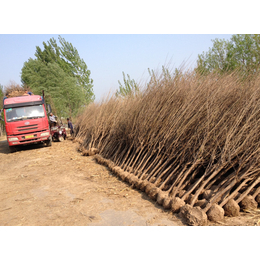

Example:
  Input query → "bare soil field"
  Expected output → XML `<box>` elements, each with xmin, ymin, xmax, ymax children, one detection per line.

<box><xmin>0</xmin><ymin>136</ymin><xmax>259</xmax><ymax>226</ymax></box>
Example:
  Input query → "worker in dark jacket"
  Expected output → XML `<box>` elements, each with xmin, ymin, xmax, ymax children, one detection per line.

<box><xmin>67</xmin><ymin>118</ymin><xmax>74</xmax><ymax>135</ymax></box>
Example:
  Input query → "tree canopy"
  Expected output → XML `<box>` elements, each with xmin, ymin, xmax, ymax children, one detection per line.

<box><xmin>196</xmin><ymin>34</ymin><xmax>260</xmax><ymax>77</ymax></box>
<box><xmin>21</xmin><ymin>36</ymin><xmax>94</xmax><ymax>117</ymax></box>
<box><xmin>116</xmin><ymin>72</ymin><xmax>139</xmax><ymax>98</ymax></box>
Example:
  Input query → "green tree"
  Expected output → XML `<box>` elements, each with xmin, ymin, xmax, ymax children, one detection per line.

<box><xmin>0</xmin><ymin>84</ymin><xmax>4</xmax><ymax>134</ymax></box>
<box><xmin>196</xmin><ymin>34</ymin><xmax>260</xmax><ymax>77</ymax></box>
<box><xmin>0</xmin><ymin>84</ymin><xmax>3</xmax><ymax>109</ymax></box>
<box><xmin>21</xmin><ymin>59</ymin><xmax>86</xmax><ymax>117</ymax></box>
<box><xmin>116</xmin><ymin>72</ymin><xmax>139</xmax><ymax>98</ymax></box>
<box><xmin>21</xmin><ymin>36</ymin><xmax>94</xmax><ymax>117</ymax></box>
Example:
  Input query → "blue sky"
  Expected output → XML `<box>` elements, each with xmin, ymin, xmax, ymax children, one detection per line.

<box><xmin>0</xmin><ymin>34</ymin><xmax>233</xmax><ymax>101</ymax></box>
<box><xmin>0</xmin><ymin>1</ymin><xmax>257</xmax><ymax>103</ymax></box>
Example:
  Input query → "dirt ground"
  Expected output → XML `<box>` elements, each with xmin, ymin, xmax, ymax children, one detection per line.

<box><xmin>0</xmin><ymin>136</ymin><xmax>259</xmax><ymax>226</ymax></box>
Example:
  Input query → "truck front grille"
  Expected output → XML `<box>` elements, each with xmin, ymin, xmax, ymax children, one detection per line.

<box><xmin>17</xmin><ymin>124</ymin><xmax>38</xmax><ymax>132</ymax></box>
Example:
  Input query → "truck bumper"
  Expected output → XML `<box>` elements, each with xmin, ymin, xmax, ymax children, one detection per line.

<box><xmin>7</xmin><ymin>131</ymin><xmax>50</xmax><ymax>146</ymax></box>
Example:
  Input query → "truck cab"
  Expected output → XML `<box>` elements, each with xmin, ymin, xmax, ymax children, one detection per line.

<box><xmin>3</xmin><ymin>95</ymin><xmax>52</xmax><ymax>151</ymax></box>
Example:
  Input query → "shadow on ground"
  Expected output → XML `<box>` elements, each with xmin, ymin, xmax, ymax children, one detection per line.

<box><xmin>0</xmin><ymin>138</ymin><xmax>46</xmax><ymax>155</ymax></box>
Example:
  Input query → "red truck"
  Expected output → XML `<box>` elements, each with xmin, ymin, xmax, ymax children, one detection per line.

<box><xmin>3</xmin><ymin>94</ymin><xmax>52</xmax><ymax>152</ymax></box>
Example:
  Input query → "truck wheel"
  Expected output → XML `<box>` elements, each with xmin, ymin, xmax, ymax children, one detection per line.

<box><xmin>46</xmin><ymin>137</ymin><xmax>52</xmax><ymax>147</ymax></box>
<box><xmin>9</xmin><ymin>146</ymin><xmax>17</xmax><ymax>153</ymax></box>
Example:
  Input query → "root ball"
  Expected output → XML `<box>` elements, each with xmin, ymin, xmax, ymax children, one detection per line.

<box><xmin>126</xmin><ymin>166</ymin><xmax>134</xmax><ymax>173</ymax></box>
<box><xmin>148</xmin><ymin>187</ymin><xmax>160</xmax><ymax>200</ymax></box>
<box><xmin>150</xmin><ymin>177</ymin><xmax>156</xmax><ymax>183</ymax></box>
<box><xmin>163</xmin><ymin>197</ymin><xmax>172</xmax><ymax>209</ymax></box>
<box><xmin>141</xmin><ymin>174</ymin><xmax>148</xmax><ymax>180</ymax></box>
<box><xmin>206</xmin><ymin>204</ymin><xmax>224</xmax><ymax>222</ymax></box>
<box><xmin>255</xmin><ymin>194</ymin><xmax>260</xmax><ymax>205</ymax></box>
<box><xmin>128</xmin><ymin>175</ymin><xmax>139</xmax><ymax>185</ymax></box>
<box><xmin>145</xmin><ymin>183</ymin><xmax>156</xmax><ymax>194</ymax></box>
<box><xmin>194</xmin><ymin>199</ymin><xmax>208</xmax><ymax>209</ymax></box>
<box><xmin>112</xmin><ymin>166</ymin><xmax>122</xmax><ymax>176</ymax></box>
<box><xmin>125</xmin><ymin>173</ymin><xmax>133</xmax><ymax>183</ymax></box>
<box><xmin>135</xmin><ymin>179</ymin><xmax>144</xmax><ymax>190</ymax></box>
<box><xmin>171</xmin><ymin>197</ymin><xmax>186</xmax><ymax>213</ymax></box>
<box><xmin>239</xmin><ymin>195</ymin><xmax>258</xmax><ymax>210</ymax></box>
<box><xmin>106</xmin><ymin>160</ymin><xmax>115</xmax><ymax>169</ymax></box>
<box><xmin>90</xmin><ymin>148</ymin><xmax>99</xmax><ymax>155</ymax></box>
<box><xmin>179</xmin><ymin>205</ymin><xmax>208</xmax><ymax>226</ymax></box>
<box><xmin>178</xmin><ymin>189</ymin><xmax>186</xmax><ymax>198</ymax></box>
<box><xmin>139</xmin><ymin>180</ymin><xmax>150</xmax><ymax>192</ymax></box>
<box><xmin>203</xmin><ymin>190</ymin><xmax>214</xmax><ymax>200</ymax></box>
<box><xmin>94</xmin><ymin>155</ymin><xmax>104</xmax><ymax>165</ymax></box>
<box><xmin>223</xmin><ymin>199</ymin><xmax>240</xmax><ymax>217</ymax></box>
<box><xmin>157</xmin><ymin>191</ymin><xmax>168</xmax><ymax>205</ymax></box>
<box><xmin>185</xmin><ymin>194</ymin><xmax>195</xmax><ymax>205</ymax></box>
<box><xmin>82</xmin><ymin>149</ymin><xmax>90</xmax><ymax>156</ymax></box>
<box><xmin>120</xmin><ymin>171</ymin><xmax>130</xmax><ymax>181</ymax></box>
<box><xmin>77</xmin><ymin>146</ymin><xmax>83</xmax><ymax>152</ymax></box>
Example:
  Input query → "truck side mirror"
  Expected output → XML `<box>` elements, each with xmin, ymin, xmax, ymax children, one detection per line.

<box><xmin>47</xmin><ymin>104</ymin><xmax>52</xmax><ymax>114</ymax></box>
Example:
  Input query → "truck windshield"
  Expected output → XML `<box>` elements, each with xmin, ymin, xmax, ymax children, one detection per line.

<box><xmin>5</xmin><ymin>105</ymin><xmax>45</xmax><ymax>122</ymax></box>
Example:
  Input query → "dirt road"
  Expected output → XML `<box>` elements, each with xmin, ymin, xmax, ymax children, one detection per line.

<box><xmin>0</xmin><ymin>136</ymin><xmax>259</xmax><ymax>226</ymax></box>
<box><xmin>0</xmin><ymin>137</ymin><xmax>184</xmax><ymax>226</ymax></box>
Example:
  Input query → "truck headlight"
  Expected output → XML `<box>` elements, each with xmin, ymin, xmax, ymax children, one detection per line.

<box><xmin>9</xmin><ymin>137</ymin><xmax>18</xmax><ymax>141</ymax></box>
<box><xmin>40</xmin><ymin>132</ymin><xmax>49</xmax><ymax>137</ymax></box>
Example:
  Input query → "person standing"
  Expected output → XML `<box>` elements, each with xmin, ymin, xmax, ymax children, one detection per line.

<box><xmin>49</xmin><ymin>113</ymin><xmax>57</xmax><ymax>127</ymax></box>
<box><xmin>67</xmin><ymin>118</ymin><xmax>74</xmax><ymax>135</ymax></box>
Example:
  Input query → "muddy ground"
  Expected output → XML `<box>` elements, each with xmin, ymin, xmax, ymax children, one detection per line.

<box><xmin>0</xmin><ymin>136</ymin><xmax>259</xmax><ymax>226</ymax></box>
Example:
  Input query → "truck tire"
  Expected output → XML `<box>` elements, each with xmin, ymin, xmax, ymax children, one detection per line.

<box><xmin>9</xmin><ymin>146</ymin><xmax>17</xmax><ymax>153</ymax></box>
<box><xmin>46</xmin><ymin>136</ymin><xmax>52</xmax><ymax>147</ymax></box>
